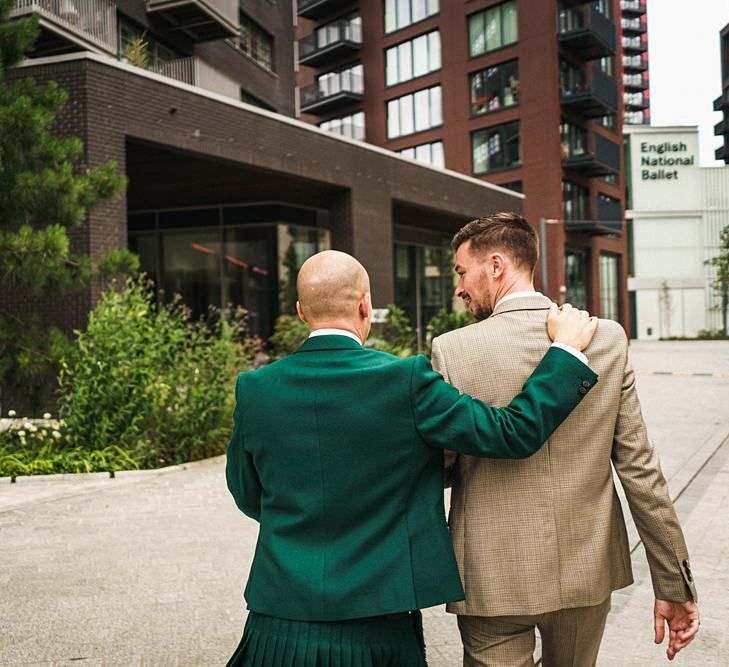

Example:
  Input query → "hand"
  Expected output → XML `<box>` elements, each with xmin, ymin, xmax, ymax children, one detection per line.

<box><xmin>546</xmin><ymin>303</ymin><xmax>598</xmax><ymax>351</ymax></box>
<box><xmin>654</xmin><ymin>599</ymin><xmax>700</xmax><ymax>660</ymax></box>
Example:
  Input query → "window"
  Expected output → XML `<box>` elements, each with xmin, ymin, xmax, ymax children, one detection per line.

<box><xmin>317</xmin><ymin>64</ymin><xmax>364</xmax><ymax>96</ymax></box>
<box><xmin>560</xmin><ymin>59</ymin><xmax>585</xmax><ymax>95</ymax></box>
<box><xmin>319</xmin><ymin>111</ymin><xmax>365</xmax><ymax>140</ymax></box>
<box><xmin>385</xmin><ymin>0</ymin><xmax>439</xmax><ymax>34</ymax></box>
<box><xmin>240</xmin><ymin>13</ymin><xmax>273</xmax><ymax>71</ymax></box>
<box><xmin>624</xmin><ymin>91</ymin><xmax>646</xmax><ymax>106</ymax></box>
<box><xmin>470</xmin><ymin>60</ymin><xmax>519</xmax><ymax>115</ymax></box>
<box><xmin>468</xmin><ymin>1</ymin><xmax>518</xmax><ymax>57</ymax></box>
<box><xmin>471</xmin><ymin>121</ymin><xmax>520</xmax><ymax>174</ymax></box>
<box><xmin>387</xmin><ymin>86</ymin><xmax>442</xmax><ymax>139</ymax></box>
<box><xmin>565</xmin><ymin>249</ymin><xmax>588</xmax><ymax>310</ymax></box>
<box><xmin>119</xmin><ymin>19</ymin><xmax>181</xmax><ymax>66</ymax></box>
<box><xmin>501</xmin><ymin>181</ymin><xmax>522</xmax><ymax>193</ymax></box>
<box><xmin>386</xmin><ymin>31</ymin><xmax>441</xmax><ymax>86</ymax></box>
<box><xmin>314</xmin><ymin>14</ymin><xmax>361</xmax><ymax>50</ymax></box>
<box><xmin>560</xmin><ymin>121</ymin><xmax>586</xmax><ymax>158</ymax></box>
<box><xmin>599</xmin><ymin>253</ymin><xmax>619</xmax><ymax>320</ymax></box>
<box><xmin>593</xmin><ymin>0</ymin><xmax>611</xmax><ymax>19</ymax></box>
<box><xmin>598</xmin><ymin>56</ymin><xmax>613</xmax><ymax>76</ymax></box>
<box><xmin>398</xmin><ymin>140</ymin><xmax>445</xmax><ymax>168</ymax></box>
<box><xmin>562</xmin><ymin>181</ymin><xmax>589</xmax><ymax>220</ymax></box>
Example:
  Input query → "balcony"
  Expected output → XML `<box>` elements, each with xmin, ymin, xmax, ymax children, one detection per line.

<box><xmin>621</xmin><ymin>0</ymin><xmax>646</xmax><ymax>16</ymax></box>
<box><xmin>558</xmin><ymin>5</ymin><xmax>616</xmax><ymax>60</ymax></box>
<box><xmin>147</xmin><ymin>56</ymin><xmax>239</xmax><ymax>97</ymax></box>
<box><xmin>715</xmin><ymin>118</ymin><xmax>729</xmax><ymax>136</ymax></box>
<box><xmin>562</xmin><ymin>132</ymin><xmax>621</xmax><ymax>177</ymax></box>
<box><xmin>297</xmin><ymin>0</ymin><xmax>355</xmax><ymax>20</ymax></box>
<box><xmin>11</xmin><ymin>0</ymin><xmax>118</xmax><ymax>55</ymax></box>
<box><xmin>623</xmin><ymin>73</ymin><xmax>647</xmax><ymax>90</ymax></box>
<box><xmin>566</xmin><ymin>196</ymin><xmax>622</xmax><ymax>236</ymax></box>
<box><xmin>716</xmin><ymin>144</ymin><xmax>729</xmax><ymax>163</ymax></box>
<box><xmin>299</xmin><ymin>18</ymin><xmax>362</xmax><ymax>68</ymax></box>
<box><xmin>624</xmin><ymin>109</ymin><xmax>649</xmax><ymax>125</ymax></box>
<box><xmin>146</xmin><ymin>0</ymin><xmax>238</xmax><ymax>41</ymax></box>
<box><xmin>622</xmin><ymin>35</ymin><xmax>647</xmax><ymax>53</ymax></box>
<box><xmin>621</xmin><ymin>16</ymin><xmax>646</xmax><ymax>34</ymax></box>
<box><xmin>300</xmin><ymin>69</ymin><xmax>363</xmax><ymax>114</ymax></box>
<box><xmin>714</xmin><ymin>93</ymin><xmax>729</xmax><ymax>111</ymax></box>
<box><xmin>561</xmin><ymin>66</ymin><xmax>619</xmax><ymax>118</ymax></box>
<box><xmin>623</xmin><ymin>54</ymin><xmax>648</xmax><ymax>71</ymax></box>
<box><xmin>624</xmin><ymin>91</ymin><xmax>649</xmax><ymax>110</ymax></box>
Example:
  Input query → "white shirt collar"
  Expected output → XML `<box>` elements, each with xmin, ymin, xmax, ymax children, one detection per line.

<box><xmin>495</xmin><ymin>290</ymin><xmax>544</xmax><ymax>308</ymax></box>
<box><xmin>308</xmin><ymin>328</ymin><xmax>362</xmax><ymax>345</ymax></box>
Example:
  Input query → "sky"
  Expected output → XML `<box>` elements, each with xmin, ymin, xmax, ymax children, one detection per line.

<box><xmin>648</xmin><ymin>0</ymin><xmax>729</xmax><ymax>166</ymax></box>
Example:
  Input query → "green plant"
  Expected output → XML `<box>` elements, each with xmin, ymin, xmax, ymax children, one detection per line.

<box><xmin>704</xmin><ymin>224</ymin><xmax>729</xmax><ymax>336</ymax></box>
<box><xmin>425</xmin><ymin>308</ymin><xmax>474</xmax><ymax>357</ymax></box>
<box><xmin>369</xmin><ymin>304</ymin><xmax>416</xmax><ymax>357</ymax></box>
<box><xmin>268</xmin><ymin>314</ymin><xmax>309</xmax><ymax>359</ymax></box>
<box><xmin>56</xmin><ymin>276</ymin><xmax>257</xmax><ymax>469</ymax></box>
<box><xmin>122</xmin><ymin>35</ymin><xmax>150</xmax><ymax>69</ymax></box>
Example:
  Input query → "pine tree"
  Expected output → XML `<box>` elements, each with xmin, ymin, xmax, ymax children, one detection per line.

<box><xmin>0</xmin><ymin>1</ymin><xmax>138</xmax><ymax>411</ymax></box>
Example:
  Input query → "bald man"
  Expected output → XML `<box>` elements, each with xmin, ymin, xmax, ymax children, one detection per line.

<box><xmin>225</xmin><ymin>251</ymin><xmax>599</xmax><ymax>667</ymax></box>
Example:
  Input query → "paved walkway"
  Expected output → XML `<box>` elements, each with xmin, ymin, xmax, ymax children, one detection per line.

<box><xmin>0</xmin><ymin>341</ymin><xmax>728</xmax><ymax>666</ymax></box>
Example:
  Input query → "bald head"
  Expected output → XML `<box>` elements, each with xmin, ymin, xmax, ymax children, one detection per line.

<box><xmin>297</xmin><ymin>250</ymin><xmax>371</xmax><ymax>325</ymax></box>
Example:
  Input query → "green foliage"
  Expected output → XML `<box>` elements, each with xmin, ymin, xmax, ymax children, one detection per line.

<box><xmin>369</xmin><ymin>305</ymin><xmax>416</xmax><ymax>357</ymax></box>
<box><xmin>704</xmin><ymin>224</ymin><xmax>729</xmax><ymax>335</ymax></box>
<box><xmin>122</xmin><ymin>35</ymin><xmax>149</xmax><ymax>69</ymax></box>
<box><xmin>278</xmin><ymin>244</ymin><xmax>300</xmax><ymax>316</ymax></box>
<box><xmin>54</xmin><ymin>277</ymin><xmax>257</xmax><ymax>469</ymax></box>
<box><xmin>0</xmin><ymin>7</ymin><xmax>133</xmax><ymax>411</ymax></box>
<box><xmin>269</xmin><ymin>315</ymin><xmax>309</xmax><ymax>358</ymax></box>
<box><xmin>425</xmin><ymin>308</ymin><xmax>474</xmax><ymax>356</ymax></box>
<box><xmin>697</xmin><ymin>329</ymin><xmax>729</xmax><ymax>340</ymax></box>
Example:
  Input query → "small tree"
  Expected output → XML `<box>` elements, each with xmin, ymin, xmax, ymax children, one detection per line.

<box><xmin>0</xmin><ymin>2</ymin><xmax>136</xmax><ymax>410</ymax></box>
<box><xmin>705</xmin><ymin>224</ymin><xmax>729</xmax><ymax>336</ymax></box>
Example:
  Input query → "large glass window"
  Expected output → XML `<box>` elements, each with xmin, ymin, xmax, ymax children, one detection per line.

<box><xmin>387</xmin><ymin>86</ymin><xmax>442</xmax><ymax>139</ymax></box>
<box><xmin>470</xmin><ymin>59</ymin><xmax>519</xmax><ymax>115</ymax></box>
<box><xmin>398</xmin><ymin>140</ymin><xmax>445</xmax><ymax>168</ymax></box>
<box><xmin>317</xmin><ymin>63</ymin><xmax>364</xmax><ymax>96</ymax></box>
<box><xmin>385</xmin><ymin>0</ymin><xmax>439</xmax><ymax>34</ymax></box>
<box><xmin>240</xmin><ymin>12</ymin><xmax>274</xmax><ymax>71</ymax></box>
<box><xmin>468</xmin><ymin>1</ymin><xmax>518</xmax><ymax>58</ymax></box>
<box><xmin>471</xmin><ymin>121</ymin><xmax>520</xmax><ymax>174</ymax></box>
<box><xmin>565</xmin><ymin>249</ymin><xmax>588</xmax><ymax>310</ymax></box>
<box><xmin>319</xmin><ymin>111</ymin><xmax>365</xmax><ymax>140</ymax></box>
<box><xmin>315</xmin><ymin>14</ymin><xmax>361</xmax><ymax>49</ymax></box>
<box><xmin>560</xmin><ymin>121</ymin><xmax>586</xmax><ymax>158</ymax></box>
<box><xmin>600</xmin><ymin>253</ymin><xmax>619</xmax><ymax>320</ymax></box>
<box><xmin>562</xmin><ymin>181</ymin><xmax>589</xmax><ymax>221</ymax></box>
<box><xmin>386</xmin><ymin>31</ymin><xmax>441</xmax><ymax>86</ymax></box>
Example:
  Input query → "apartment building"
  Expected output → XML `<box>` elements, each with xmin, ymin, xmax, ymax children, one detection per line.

<box><xmin>620</xmin><ymin>0</ymin><xmax>649</xmax><ymax>125</ymax></box>
<box><xmin>6</xmin><ymin>0</ymin><xmax>520</xmax><ymax>343</ymax></box>
<box><xmin>715</xmin><ymin>21</ymin><xmax>729</xmax><ymax>164</ymax></box>
<box><xmin>296</xmin><ymin>0</ymin><xmax>630</xmax><ymax>329</ymax></box>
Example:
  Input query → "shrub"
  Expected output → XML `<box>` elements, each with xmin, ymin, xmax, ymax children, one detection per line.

<box><xmin>426</xmin><ymin>308</ymin><xmax>474</xmax><ymax>356</ymax></box>
<box><xmin>368</xmin><ymin>304</ymin><xmax>416</xmax><ymax>357</ymax></box>
<box><xmin>268</xmin><ymin>315</ymin><xmax>309</xmax><ymax>359</ymax></box>
<box><xmin>56</xmin><ymin>277</ymin><xmax>257</xmax><ymax>469</ymax></box>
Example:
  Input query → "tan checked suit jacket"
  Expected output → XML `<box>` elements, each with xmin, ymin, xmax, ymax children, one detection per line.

<box><xmin>431</xmin><ymin>294</ymin><xmax>697</xmax><ymax>617</ymax></box>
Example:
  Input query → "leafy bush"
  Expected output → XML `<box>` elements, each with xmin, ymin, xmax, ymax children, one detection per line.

<box><xmin>368</xmin><ymin>305</ymin><xmax>416</xmax><ymax>357</ymax></box>
<box><xmin>425</xmin><ymin>308</ymin><xmax>474</xmax><ymax>356</ymax></box>
<box><xmin>268</xmin><ymin>315</ymin><xmax>309</xmax><ymax>358</ymax></box>
<box><xmin>54</xmin><ymin>277</ymin><xmax>256</xmax><ymax>470</ymax></box>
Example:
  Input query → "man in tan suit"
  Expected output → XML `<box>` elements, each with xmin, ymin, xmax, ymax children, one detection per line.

<box><xmin>431</xmin><ymin>213</ymin><xmax>700</xmax><ymax>666</ymax></box>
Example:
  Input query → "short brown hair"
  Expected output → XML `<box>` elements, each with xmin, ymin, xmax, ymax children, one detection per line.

<box><xmin>451</xmin><ymin>212</ymin><xmax>538</xmax><ymax>272</ymax></box>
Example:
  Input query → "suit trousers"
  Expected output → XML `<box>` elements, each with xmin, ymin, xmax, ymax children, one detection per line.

<box><xmin>457</xmin><ymin>597</ymin><xmax>611</xmax><ymax>667</ymax></box>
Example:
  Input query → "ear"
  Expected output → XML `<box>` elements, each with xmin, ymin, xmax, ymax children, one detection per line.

<box><xmin>296</xmin><ymin>301</ymin><xmax>307</xmax><ymax>323</ymax></box>
<box><xmin>490</xmin><ymin>253</ymin><xmax>506</xmax><ymax>278</ymax></box>
<box><xmin>359</xmin><ymin>292</ymin><xmax>371</xmax><ymax>319</ymax></box>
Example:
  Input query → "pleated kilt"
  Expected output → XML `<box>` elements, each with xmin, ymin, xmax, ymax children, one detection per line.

<box><xmin>226</xmin><ymin>610</ymin><xmax>427</xmax><ymax>667</ymax></box>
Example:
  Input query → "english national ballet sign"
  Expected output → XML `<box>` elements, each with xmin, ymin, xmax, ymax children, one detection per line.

<box><xmin>626</xmin><ymin>128</ymin><xmax>701</xmax><ymax>212</ymax></box>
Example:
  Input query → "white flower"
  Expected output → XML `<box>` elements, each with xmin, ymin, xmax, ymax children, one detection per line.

<box><xmin>43</xmin><ymin>412</ymin><xmax>52</xmax><ymax>420</ymax></box>
<box><xmin>7</xmin><ymin>410</ymin><xmax>16</xmax><ymax>417</ymax></box>
<box><xmin>28</xmin><ymin>425</ymin><xmax>38</xmax><ymax>433</ymax></box>
<box><xmin>52</xmin><ymin>431</ymin><xmax>61</xmax><ymax>439</ymax></box>
<box><xmin>17</xmin><ymin>430</ymin><xmax>26</xmax><ymax>437</ymax></box>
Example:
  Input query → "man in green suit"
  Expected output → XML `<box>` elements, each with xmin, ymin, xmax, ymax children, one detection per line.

<box><xmin>226</xmin><ymin>250</ymin><xmax>598</xmax><ymax>667</ymax></box>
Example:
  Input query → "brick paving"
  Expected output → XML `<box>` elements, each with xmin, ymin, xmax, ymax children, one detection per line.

<box><xmin>0</xmin><ymin>340</ymin><xmax>727</xmax><ymax>666</ymax></box>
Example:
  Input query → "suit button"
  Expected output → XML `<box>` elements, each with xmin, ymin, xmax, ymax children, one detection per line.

<box><xmin>579</xmin><ymin>387</ymin><xmax>588</xmax><ymax>395</ymax></box>
<box><xmin>582</xmin><ymin>380</ymin><xmax>591</xmax><ymax>388</ymax></box>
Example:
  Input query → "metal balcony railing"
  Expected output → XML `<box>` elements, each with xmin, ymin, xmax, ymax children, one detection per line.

<box><xmin>558</xmin><ymin>4</ymin><xmax>616</xmax><ymax>60</ymax></box>
<box><xmin>299</xmin><ymin>17</ymin><xmax>362</xmax><ymax>67</ymax></box>
<box><xmin>621</xmin><ymin>17</ymin><xmax>646</xmax><ymax>33</ymax></box>
<box><xmin>11</xmin><ymin>0</ymin><xmax>118</xmax><ymax>54</ymax></box>
<box><xmin>300</xmin><ymin>70</ymin><xmax>363</xmax><ymax>114</ymax></box>
<box><xmin>622</xmin><ymin>35</ymin><xmax>647</xmax><ymax>52</ymax></box>
<box><xmin>714</xmin><ymin>93</ymin><xmax>729</xmax><ymax>111</ymax></box>
<box><xmin>562</xmin><ymin>131</ymin><xmax>621</xmax><ymax>177</ymax></box>
<box><xmin>623</xmin><ymin>54</ymin><xmax>648</xmax><ymax>71</ymax></box>
<box><xmin>621</xmin><ymin>0</ymin><xmax>646</xmax><ymax>14</ymax></box>
<box><xmin>623</xmin><ymin>73</ymin><xmax>646</xmax><ymax>89</ymax></box>
<box><xmin>715</xmin><ymin>118</ymin><xmax>728</xmax><ymax>136</ymax></box>
<box><xmin>146</xmin><ymin>56</ymin><xmax>239</xmax><ymax>98</ymax></box>
<box><xmin>561</xmin><ymin>65</ymin><xmax>619</xmax><ymax>118</ymax></box>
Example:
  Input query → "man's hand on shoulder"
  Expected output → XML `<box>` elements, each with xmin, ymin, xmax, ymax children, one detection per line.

<box><xmin>547</xmin><ymin>303</ymin><xmax>598</xmax><ymax>352</ymax></box>
<box><xmin>654</xmin><ymin>599</ymin><xmax>700</xmax><ymax>660</ymax></box>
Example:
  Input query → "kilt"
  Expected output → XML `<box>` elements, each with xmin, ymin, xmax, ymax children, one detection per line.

<box><xmin>226</xmin><ymin>610</ymin><xmax>427</xmax><ymax>667</ymax></box>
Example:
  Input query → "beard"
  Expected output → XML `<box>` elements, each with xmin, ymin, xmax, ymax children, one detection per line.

<box><xmin>464</xmin><ymin>294</ymin><xmax>492</xmax><ymax>321</ymax></box>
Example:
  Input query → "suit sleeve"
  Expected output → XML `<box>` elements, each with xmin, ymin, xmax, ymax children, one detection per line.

<box><xmin>225</xmin><ymin>372</ymin><xmax>262</xmax><ymax>521</ymax></box>
<box><xmin>431</xmin><ymin>337</ymin><xmax>459</xmax><ymax>484</ymax></box>
<box><xmin>412</xmin><ymin>346</ymin><xmax>597</xmax><ymax>459</ymax></box>
<box><xmin>610</xmin><ymin>336</ymin><xmax>697</xmax><ymax>602</ymax></box>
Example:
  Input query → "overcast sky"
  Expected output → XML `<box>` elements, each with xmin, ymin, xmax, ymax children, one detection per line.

<box><xmin>648</xmin><ymin>0</ymin><xmax>729</xmax><ymax>165</ymax></box>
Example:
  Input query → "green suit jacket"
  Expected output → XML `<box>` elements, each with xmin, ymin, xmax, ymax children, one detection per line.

<box><xmin>226</xmin><ymin>335</ymin><xmax>597</xmax><ymax>622</ymax></box>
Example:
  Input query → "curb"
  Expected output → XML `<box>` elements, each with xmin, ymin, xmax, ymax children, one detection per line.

<box><xmin>0</xmin><ymin>454</ymin><xmax>226</xmax><ymax>485</ymax></box>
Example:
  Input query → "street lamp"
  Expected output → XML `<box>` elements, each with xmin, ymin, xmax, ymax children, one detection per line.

<box><xmin>538</xmin><ymin>217</ymin><xmax>562</xmax><ymax>297</ymax></box>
